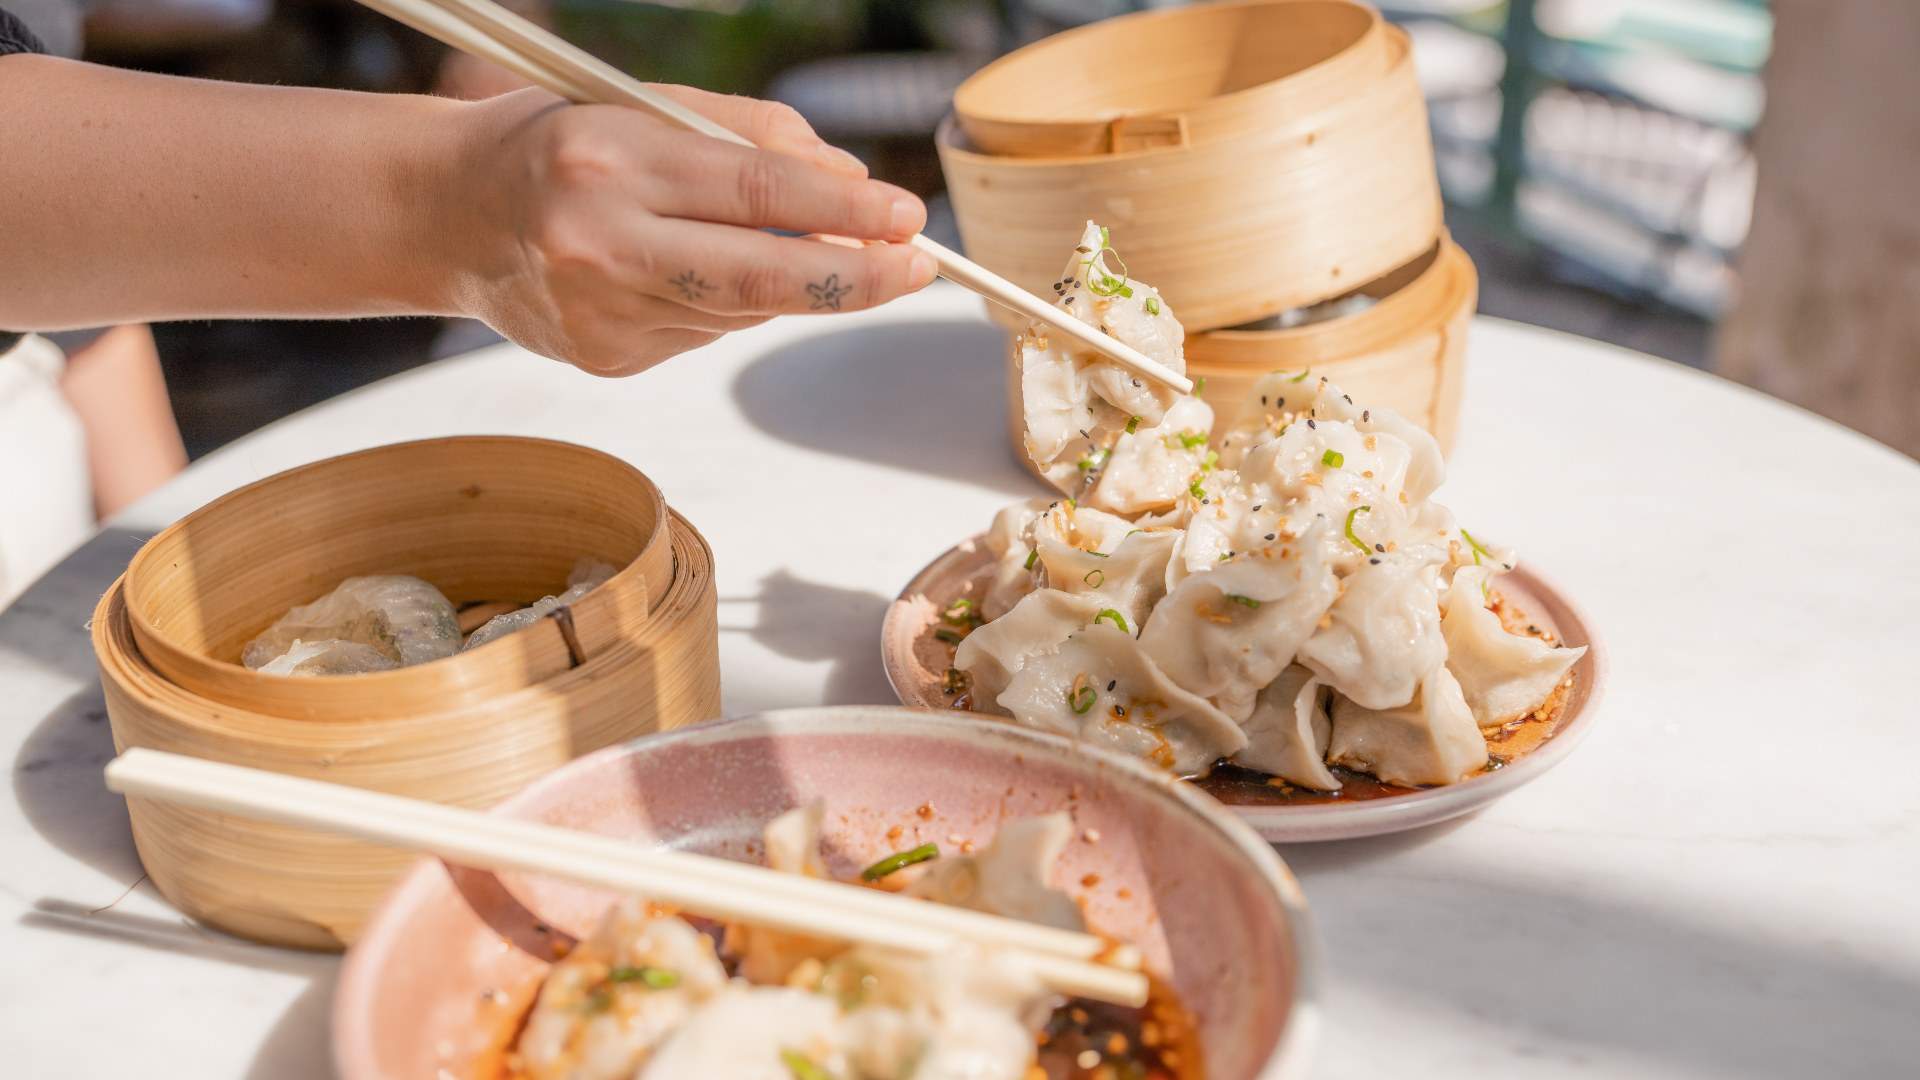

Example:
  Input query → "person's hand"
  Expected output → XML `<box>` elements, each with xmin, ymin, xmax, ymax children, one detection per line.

<box><xmin>452</xmin><ymin>86</ymin><xmax>935</xmax><ymax>377</ymax></box>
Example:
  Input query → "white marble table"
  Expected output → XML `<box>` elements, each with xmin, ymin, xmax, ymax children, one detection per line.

<box><xmin>3</xmin><ymin>284</ymin><xmax>1917</xmax><ymax>1078</ymax></box>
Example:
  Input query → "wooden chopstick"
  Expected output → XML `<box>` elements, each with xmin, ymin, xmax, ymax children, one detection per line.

<box><xmin>357</xmin><ymin>0</ymin><xmax>1193</xmax><ymax>394</ymax></box>
<box><xmin>105</xmin><ymin>749</ymin><xmax>1149</xmax><ymax>1007</ymax></box>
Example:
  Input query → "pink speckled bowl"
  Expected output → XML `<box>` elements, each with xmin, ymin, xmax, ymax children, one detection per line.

<box><xmin>333</xmin><ymin>707</ymin><xmax>1318</xmax><ymax>1079</ymax></box>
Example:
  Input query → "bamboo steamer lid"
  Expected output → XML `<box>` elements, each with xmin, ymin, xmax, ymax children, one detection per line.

<box><xmin>1000</xmin><ymin>234</ymin><xmax>1476</xmax><ymax>470</ymax></box>
<box><xmin>955</xmin><ymin>0</ymin><xmax>1390</xmax><ymax>158</ymax></box>
<box><xmin>122</xmin><ymin>437</ymin><xmax>669</xmax><ymax>721</ymax></box>
<box><xmin>939</xmin><ymin>24</ymin><xmax>1440</xmax><ymax>331</ymax></box>
<box><xmin>92</xmin><ymin>438</ymin><xmax>723</xmax><ymax>948</ymax></box>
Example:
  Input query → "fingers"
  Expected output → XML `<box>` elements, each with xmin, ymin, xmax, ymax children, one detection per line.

<box><xmin>636</xmin><ymin>128</ymin><xmax>925</xmax><ymax>242</ymax></box>
<box><xmin>644</xmin><ymin>84</ymin><xmax>868</xmax><ymax>178</ymax></box>
<box><xmin>636</xmin><ymin>221</ymin><xmax>938</xmax><ymax>316</ymax></box>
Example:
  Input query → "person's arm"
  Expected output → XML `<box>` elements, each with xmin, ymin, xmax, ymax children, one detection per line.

<box><xmin>0</xmin><ymin>56</ymin><xmax>933</xmax><ymax>375</ymax></box>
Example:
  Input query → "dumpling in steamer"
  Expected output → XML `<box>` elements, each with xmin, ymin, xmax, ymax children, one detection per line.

<box><xmin>252</xmin><ymin>638</ymin><xmax>399</xmax><ymax>677</ymax></box>
<box><xmin>1442</xmin><ymin>565</ymin><xmax>1587</xmax><ymax>726</ymax></box>
<box><xmin>995</xmin><ymin>623</ymin><xmax>1245</xmax><ymax>775</ymax></box>
<box><xmin>1297</xmin><ymin>544</ymin><xmax>1449</xmax><ymax>711</ymax></box>
<box><xmin>243</xmin><ymin>574</ymin><xmax>459</xmax><ymax>671</ymax></box>
<box><xmin>906</xmin><ymin>812</ymin><xmax>1085</xmax><ymax>931</ymax></box>
<box><xmin>464</xmin><ymin>559</ymin><xmax>616</xmax><ymax>651</ymax></box>
<box><xmin>1328</xmin><ymin>666</ymin><xmax>1488</xmax><ymax>786</ymax></box>
<box><xmin>1236</xmin><ymin>665</ymin><xmax>1340</xmax><ymax>791</ymax></box>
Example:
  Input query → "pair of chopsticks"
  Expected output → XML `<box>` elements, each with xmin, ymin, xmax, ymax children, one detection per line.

<box><xmin>353</xmin><ymin>0</ymin><xmax>1191</xmax><ymax>395</ymax></box>
<box><xmin>105</xmin><ymin>749</ymin><xmax>1148</xmax><ymax>1007</ymax></box>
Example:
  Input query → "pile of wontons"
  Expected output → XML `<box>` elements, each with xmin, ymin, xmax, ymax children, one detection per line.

<box><xmin>955</xmin><ymin>223</ymin><xmax>1584</xmax><ymax>789</ymax></box>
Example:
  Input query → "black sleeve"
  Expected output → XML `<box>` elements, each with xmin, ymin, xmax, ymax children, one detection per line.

<box><xmin>0</xmin><ymin>7</ymin><xmax>44</xmax><ymax>57</ymax></box>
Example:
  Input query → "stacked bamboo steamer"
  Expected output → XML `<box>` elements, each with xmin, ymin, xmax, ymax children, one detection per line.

<box><xmin>93</xmin><ymin>437</ymin><xmax>722</xmax><ymax>949</ymax></box>
<box><xmin>938</xmin><ymin>0</ymin><xmax>1476</xmax><ymax>456</ymax></box>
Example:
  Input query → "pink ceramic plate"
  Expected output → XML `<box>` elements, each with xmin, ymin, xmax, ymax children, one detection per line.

<box><xmin>883</xmin><ymin>536</ymin><xmax>1608</xmax><ymax>843</ymax></box>
<box><xmin>334</xmin><ymin>707</ymin><xmax>1319</xmax><ymax>1080</ymax></box>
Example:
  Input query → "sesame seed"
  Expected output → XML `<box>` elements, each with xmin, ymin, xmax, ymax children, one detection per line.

<box><xmin>1265</xmin><ymin>533</ymin><xmax>1276</xmax><ymax>541</ymax></box>
<box><xmin>1063</xmin><ymin>296</ymin><xmax>1075</xmax><ymax>304</ymax></box>
<box><xmin>1252</xmin><ymin>504</ymin><xmax>1263</xmax><ymax>511</ymax></box>
<box><xmin>1374</xmin><ymin>543</ymin><xmax>1385</xmax><ymax>552</ymax></box>
<box><xmin>1343</xmin><ymin>393</ymin><xmax>1353</xmax><ymax>404</ymax></box>
<box><xmin>1106</xmin><ymin>679</ymin><xmax>1116</xmax><ymax>691</ymax></box>
<box><xmin>1369</xmin><ymin>557</ymin><xmax>1381</xmax><ymax>565</ymax></box>
<box><xmin>1362</xmin><ymin>409</ymin><xmax>1371</xmax><ymax>422</ymax></box>
<box><xmin>1307</xmin><ymin>419</ymin><xmax>1317</xmax><ymax>429</ymax></box>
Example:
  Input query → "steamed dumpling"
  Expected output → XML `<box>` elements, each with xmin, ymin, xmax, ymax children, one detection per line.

<box><xmin>243</xmin><ymin>574</ymin><xmax>458</xmax><ymax>671</ymax></box>
<box><xmin>996</xmin><ymin>623</ymin><xmax>1246</xmax><ymax>775</ymax></box>
<box><xmin>637</xmin><ymin>987</ymin><xmax>846</xmax><ymax>1080</ymax></box>
<box><xmin>252</xmin><ymin>638</ymin><xmax>399</xmax><ymax>677</ymax></box>
<box><xmin>836</xmin><ymin>945</ymin><xmax>1051</xmax><ymax>1080</ymax></box>
<box><xmin>1442</xmin><ymin>566</ymin><xmax>1587</xmax><ymax>726</ymax></box>
<box><xmin>979</xmin><ymin>497</ymin><xmax>1051</xmax><ymax>620</ymax></box>
<box><xmin>1327</xmin><ymin>666</ymin><xmax>1487</xmax><ymax>786</ymax></box>
<box><xmin>464</xmin><ymin>559</ymin><xmax>616</xmax><ymax>651</ymax></box>
<box><xmin>953</xmin><ymin>589</ymin><xmax>1103</xmax><ymax>707</ymax></box>
<box><xmin>1296</xmin><ymin>544</ymin><xmax>1449</xmax><ymax>710</ymax></box>
<box><xmin>906</xmin><ymin>812</ymin><xmax>1085</xmax><ymax>931</ymax></box>
<box><xmin>1236</xmin><ymin>665</ymin><xmax>1339</xmax><ymax>791</ymax></box>
<box><xmin>1139</xmin><ymin>524</ymin><xmax>1341</xmax><ymax>722</ymax></box>
<box><xmin>516</xmin><ymin>900</ymin><xmax>729</xmax><ymax>1080</ymax></box>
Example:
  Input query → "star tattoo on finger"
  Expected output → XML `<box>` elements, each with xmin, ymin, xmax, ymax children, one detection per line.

<box><xmin>806</xmin><ymin>274</ymin><xmax>854</xmax><ymax>311</ymax></box>
<box><xmin>668</xmin><ymin>270</ymin><xmax>714</xmax><ymax>302</ymax></box>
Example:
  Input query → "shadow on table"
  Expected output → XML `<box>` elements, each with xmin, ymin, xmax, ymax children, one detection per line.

<box><xmin>6</xmin><ymin>529</ymin><xmax>152</xmax><ymax>887</ymax></box>
<box><xmin>718</xmin><ymin>567</ymin><xmax>896</xmax><ymax>706</ymax></box>
<box><xmin>1292</xmin><ymin>849</ymin><xmax>1920</xmax><ymax>1078</ymax></box>
<box><xmin>20</xmin><ymin>900</ymin><xmax>337</xmax><ymax>1078</ymax></box>
<box><xmin>730</xmin><ymin>319</ymin><xmax>1038</xmax><ymax>496</ymax></box>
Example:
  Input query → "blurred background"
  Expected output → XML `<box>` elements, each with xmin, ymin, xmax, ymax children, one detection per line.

<box><xmin>15</xmin><ymin>0</ymin><xmax>1911</xmax><ymax>464</ymax></box>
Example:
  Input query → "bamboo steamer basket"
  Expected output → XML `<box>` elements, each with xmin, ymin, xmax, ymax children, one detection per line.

<box><xmin>955</xmin><ymin>0</ymin><xmax>1390</xmax><ymax>158</ymax></box>
<box><xmin>999</xmin><ymin>234</ymin><xmax>1476</xmax><ymax>470</ymax></box>
<box><xmin>94</xmin><ymin>437</ymin><xmax>722</xmax><ymax>949</ymax></box>
<box><xmin>939</xmin><ymin>20</ymin><xmax>1440</xmax><ymax>331</ymax></box>
<box><xmin>1187</xmin><ymin>233</ymin><xmax>1478</xmax><ymax>450</ymax></box>
<box><xmin>122</xmin><ymin>437</ymin><xmax>671</xmax><ymax>721</ymax></box>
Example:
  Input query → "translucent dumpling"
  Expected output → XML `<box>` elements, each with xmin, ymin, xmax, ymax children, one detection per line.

<box><xmin>251</xmin><ymin>638</ymin><xmax>400</xmax><ymax>677</ymax></box>
<box><xmin>905</xmin><ymin>812</ymin><xmax>1085</xmax><ymax>931</ymax></box>
<box><xmin>243</xmin><ymin>575</ymin><xmax>458</xmax><ymax>672</ymax></box>
<box><xmin>463</xmin><ymin>559</ymin><xmax>617</xmax><ymax>651</ymax></box>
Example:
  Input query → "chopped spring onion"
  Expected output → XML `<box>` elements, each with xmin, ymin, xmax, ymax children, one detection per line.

<box><xmin>1024</xmin><ymin>549</ymin><xmax>1039</xmax><ymax>570</ymax></box>
<box><xmin>860</xmin><ymin>841</ymin><xmax>940</xmax><ymax>882</ymax></box>
<box><xmin>1322</xmin><ymin>449</ymin><xmax>1344</xmax><ymax>468</ymax></box>
<box><xmin>1084</xmin><ymin>568</ymin><xmax>1105</xmax><ymax>587</ymax></box>
<box><xmin>1095</xmin><ymin>608</ymin><xmax>1130</xmax><ymax>633</ymax></box>
<box><xmin>1460</xmin><ymin>527</ymin><xmax>1492</xmax><ymax>566</ymax></box>
<box><xmin>940</xmin><ymin>598</ymin><xmax>975</xmax><ymax>626</ymax></box>
<box><xmin>1144</xmin><ymin>297</ymin><xmax>1160</xmax><ymax>316</ymax></box>
<box><xmin>1194</xmin><ymin>376</ymin><xmax>1207</xmax><ymax>394</ymax></box>
<box><xmin>1068</xmin><ymin>676</ymin><xmax>1097</xmax><ymax>715</ymax></box>
<box><xmin>1087</xmin><ymin>550</ymin><xmax>1110</xmax><ymax>558</ymax></box>
<box><xmin>608</xmin><ymin>966</ymin><xmax>680</xmax><ymax>990</ymax></box>
<box><xmin>1090</xmin><ymin>273</ymin><xmax>1133</xmax><ymax>298</ymax></box>
<box><xmin>1202</xmin><ymin>449</ymin><xmax>1219</xmax><ymax>471</ymax></box>
<box><xmin>1224</xmin><ymin>594</ymin><xmax>1262</xmax><ymax>609</ymax></box>
<box><xmin>1345</xmin><ymin>506</ymin><xmax>1372</xmax><ymax>554</ymax></box>
<box><xmin>1098</xmin><ymin>225</ymin><xmax>1110</xmax><ymax>249</ymax></box>
<box><xmin>1189</xmin><ymin>480</ymin><xmax>1207</xmax><ymax>499</ymax></box>
<box><xmin>934</xmin><ymin>626</ymin><xmax>965</xmax><ymax>645</ymax></box>
<box><xmin>1125</xmin><ymin>415</ymin><xmax>1141</xmax><ymax>434</ymax></box>
<box><xmin>1288</xmin><ymin>368</ymin><xmax>1311</xmax><ymax>383</ymax></box>
<box><xmin>1218</xmin><ymin>552</ymin><xmax>1232</xmax><ymax>562</ymax></box>
<box><xmin>781</xmin><ymin>1049</ymin><xmax>840</xmax><ymax>1080</ymax></box>
<box><xmin>1077</xmin><ymin>448</ymin><xmax>1110</xmax><ymax>472</ymax></box>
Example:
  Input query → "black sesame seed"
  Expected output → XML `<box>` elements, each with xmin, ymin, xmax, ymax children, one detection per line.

<box><xmin>1064</xmin><ymin>296</ymin><xmax>1075</xmax><ymax>304</ymax></box>
<box><xmin>1307</xmin><ymin>419</ymin><xmax>1317</xmax><ymax>429</ymax></box>
<box><xmin>1265</xmin><ymin>533</ymin><xmax>1276</xmax><ymax>541</ymax></box>
<box><xmin>1201</xmin><ymin>497</ymin><xmax>1210</xmax><ymax>504</ymax></box>
<box><xmin>1252</xmin><ymin>504</ymin><xmax>1263</xmax><ymax>511</ymax></box>
<box><xmin>1260</xmin><ymin>395</ymin><xmax>1268</xmax><ymax>406</ymax></box>
<box><xmin>1374</xmin><ymin>543</ymin><xmax>1385</xmax><ymax>552</ymax></box>
<box><xmin>1343</xmin><ymin>394</ymin><xmax>1353</xmax><ymax>404</ymax></box>
<box><xmin>1363</xmin><ymin>409</ymin><xmax>1371</xmax><ymax>422</ymax></box>
<box><xmin>1106</xmin><ymin>679</ymin><xmax>1117</xmax><ymax>692</ymax></box>
<box><xmin>1369</xmin><ymin>557</ymin><xmax>1381</xmax><ymax>565</ymax></box>
<box><xmin>1115</xmin><ymin>705</ymin><xmax>1127</xmax><ymax>718</ymax></box>
<box><xmin>1275</xmin><ymin>397</ymin><xmax>1285</xmax><ymax>409</ymax></box>
<box><xmin>1131</xmin><ymin>379</ymin><xmax>1141</xmax><ymax>387</ymax></box>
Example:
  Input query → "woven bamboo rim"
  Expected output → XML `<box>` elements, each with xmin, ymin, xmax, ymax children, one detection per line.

<box><xmin>938</xmin><ymin>26</ymin><xmax>1440</xmax><ymax>331</ymax></box>
<box><xmin>1001</xmin><ymin>234</ymin><xmax>1476</xmax><ymax>470</ymax></box>
<box><xmin>1188</xmin><ymin>234</ymin><xmax>1478</xmax><ymax>450</ymax></box>
<box><xmin>123</xmin><ymin>437</ymin><xmax>670</xmax><ymax>721</ymax></box>
<box><xmin>95</xmin><ymin>511</ymin><xmax>720</xmax><ymax>950</ymax></box>
<box><xmin>955</xmin><ymin>0</ymin><xmax>1389</xmax><ymax>158</ymax></box>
